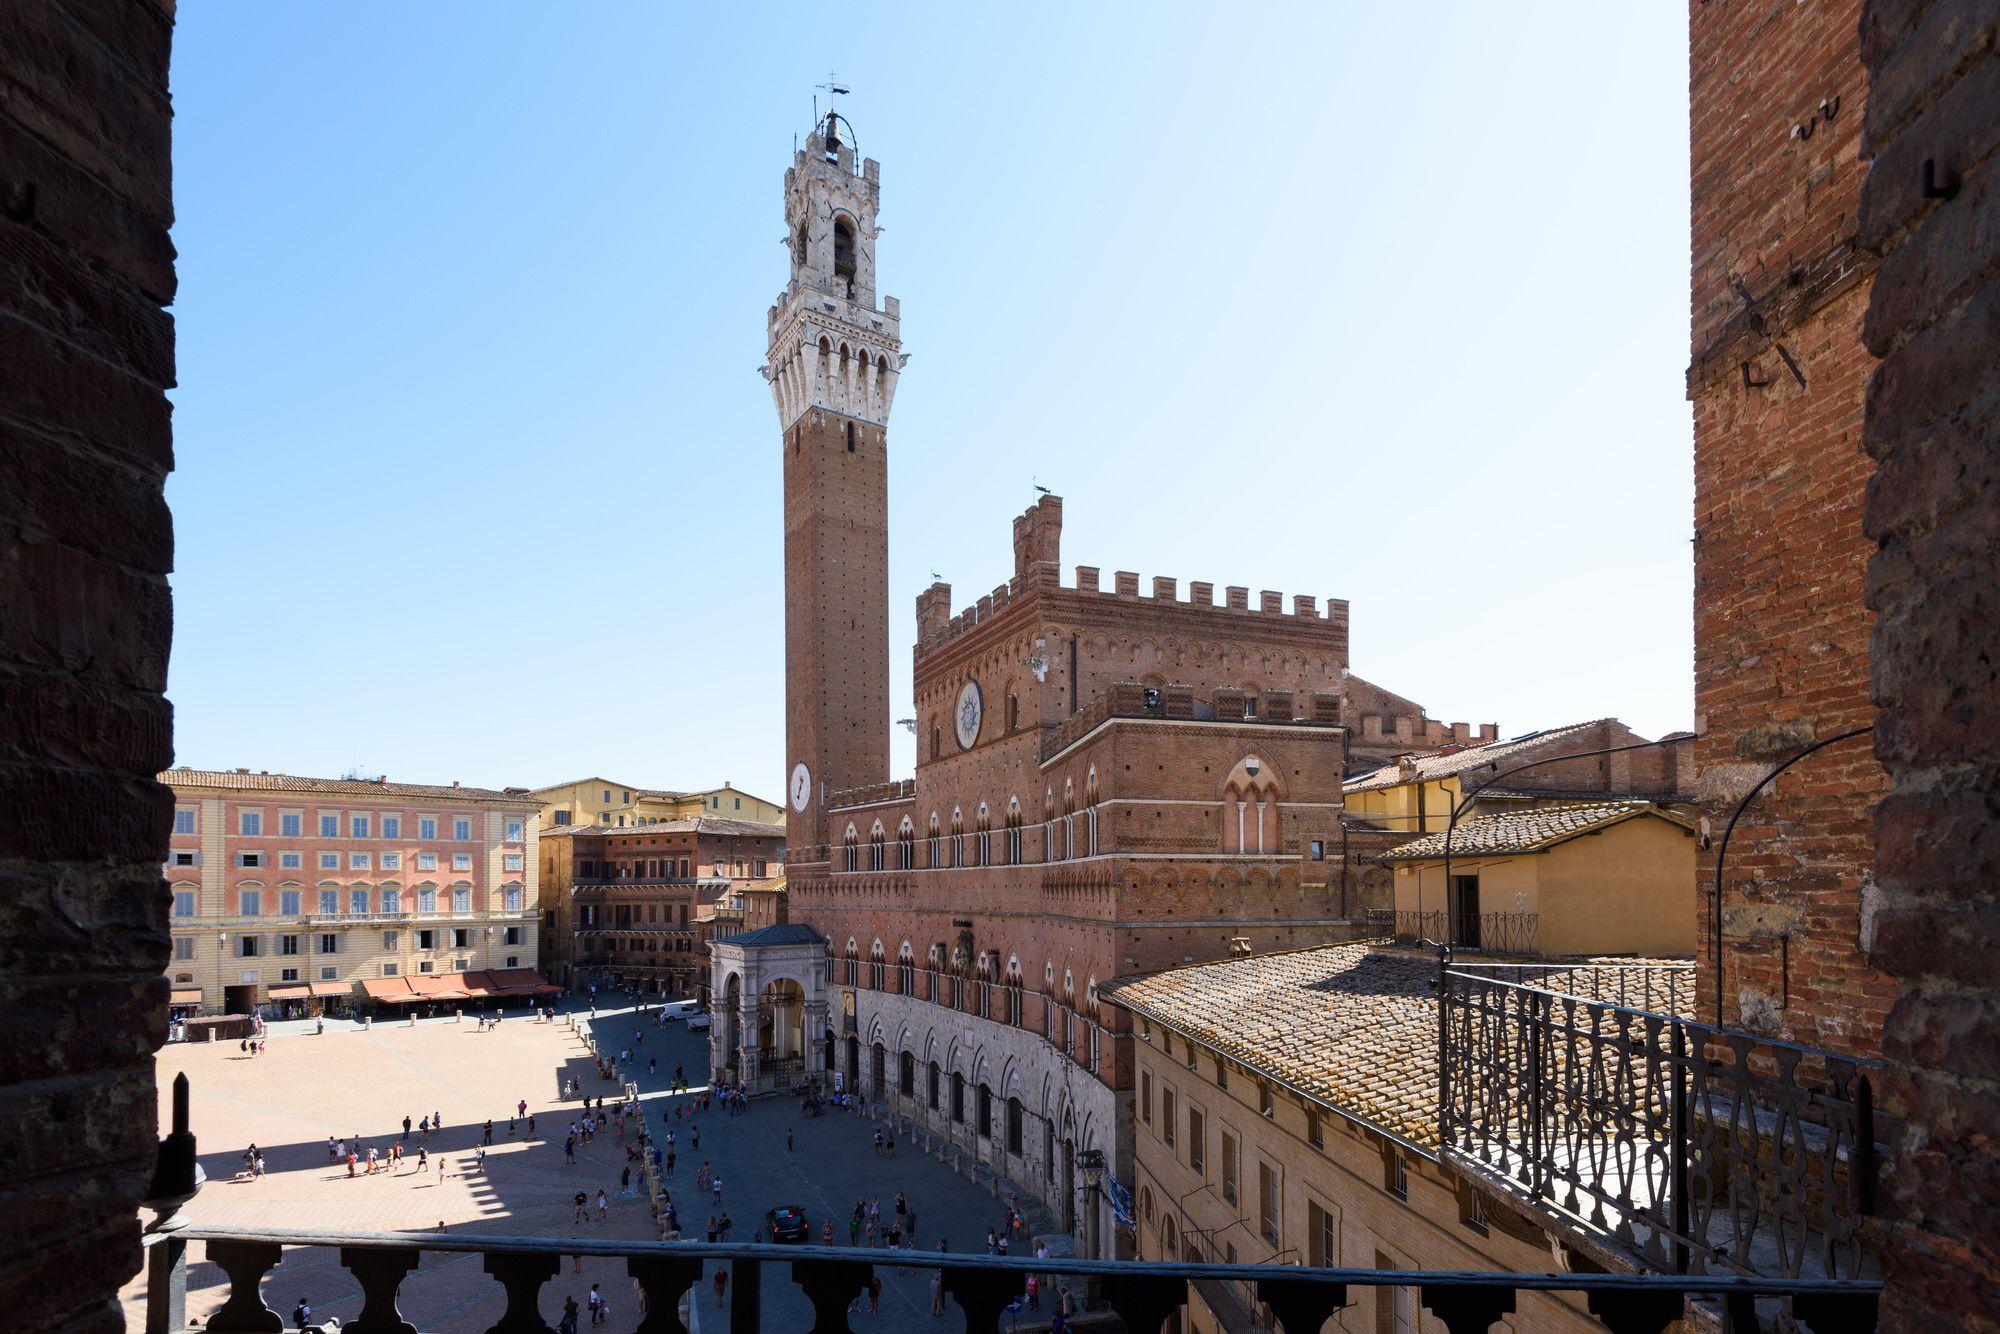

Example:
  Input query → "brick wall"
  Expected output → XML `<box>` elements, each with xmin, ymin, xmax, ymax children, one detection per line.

<box><xmin>0</xmin><ymin>2</ymin><xmax>177</xmax><ymax>1328</ymax></box>
<box><xmin>1854</xmin><ymin>3</ymin><xmax>2000</xmax><ymax>1325</ymax></box>
<box><xmin>1689</xmin><ymin>0</ymin><xmax>1895</xmax><ymax>1056</ymax></box>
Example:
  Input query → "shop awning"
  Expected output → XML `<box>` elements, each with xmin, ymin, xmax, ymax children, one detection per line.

<box><xmin>267</xmin><ymin>985</ymin><xmax>311</xmax><ymax>1001</ymax></box>
<box><xmin>448</xmin><ymin>970</ymin><xmax>497</xmax><ymax>998</ymax></box>
<box><xmin>169</xmin><ymin>988</ymin><xmax>203</xmax><ymax>1006</ymax></box>
<box><xmin>308</xmin><ymin>981</ymin><xmax>351</xmax><ymax>999</ymax></box>
<box><xmin>362</xmin><ymin>978</ymin><xmax>417</xmax><ymax>1002</ymax></box>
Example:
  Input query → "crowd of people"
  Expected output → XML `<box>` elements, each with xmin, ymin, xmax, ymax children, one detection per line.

<box><xmin>224</xmin><ymin>981</ymin><xmax>1084</xmax><ymax>1329</ymax></box>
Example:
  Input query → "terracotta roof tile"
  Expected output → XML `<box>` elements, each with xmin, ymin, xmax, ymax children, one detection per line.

<box><xmin>161</xmin><ymin>768</ymin><xmax>536</xmax><ymax>805</ymax></box>
<box><xmin>1105</xmin><ymin>945</ymin><xmax>1443</xmax><ymax>1146</ymax></box>
<box><xmin>1381</xmin><ymin>801</ymin><xmax>1690</xmax><ymax>860</ymax></box>
<box><xmin>1104</xmin><ymin>945</ymin><xmax>1694</xmax><ymax>1151</ymax></box>
<box><xmin>1342</xmin><ymin>719</ymin><xmax>1610</xmax><ymax>793</ymax></box>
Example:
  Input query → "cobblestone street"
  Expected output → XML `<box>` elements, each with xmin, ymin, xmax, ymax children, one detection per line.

<box><xmin>125</xmin><ymin>1002</ymin><xmax>1050</xmax><ymax>1332</ymax></box>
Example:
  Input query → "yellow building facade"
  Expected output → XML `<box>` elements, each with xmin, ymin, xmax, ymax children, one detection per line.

<box><xmin>532</xmin><ymin>778</ymin><xmax>783</xmax><ymax>830</ymax></box>
<box><xmin>1384</xmin><ymin>802</ymin><xmax>1697</xmax><ymax>958</ymax></box>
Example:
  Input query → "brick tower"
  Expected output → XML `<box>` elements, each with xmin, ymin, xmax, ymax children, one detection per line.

<box><xmin>764</xmin><ymin>108</ymin><xmax>901</xmax><ymax>863</ymax></box>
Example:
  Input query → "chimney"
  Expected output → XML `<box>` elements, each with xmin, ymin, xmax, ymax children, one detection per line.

<box><xmin>234</xmin><ymin>767</ymin><xmax>249</xmax><ymax>774</ymax></box>
<box><xmin>452</xmin><ymin>780</ymin><xmax>460</xmax><ymax>788</ymax></box>
<box><xmin>1396</xmin><ymin>756</ymin><xmax>1419</xmax><ymax>781</ymax></box>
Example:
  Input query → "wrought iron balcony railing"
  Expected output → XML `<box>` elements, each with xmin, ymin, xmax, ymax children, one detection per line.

<box><xmin>144</xmin><ymin>1225</ymin><xmax>1879</xmax><ymax>1333</ymax></box>
<box><xmin>1439</xmin><ymin>961</ymin><xmax>1891</xmax><ymax>1286</ymax></box>
<box><xmin>1384</xmin><ymin>908</ymin><xmax>1543</xmax><ymax>955</ymax></box>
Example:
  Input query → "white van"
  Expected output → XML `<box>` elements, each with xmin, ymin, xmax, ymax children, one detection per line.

<box><xmin>657</xmin><ymin>999</ymin><xmax>702</xmax><ymax>1023</ymax></box>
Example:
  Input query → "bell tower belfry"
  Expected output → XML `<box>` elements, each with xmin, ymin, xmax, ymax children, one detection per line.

<box><xmin>765</xmin><ymin>108</ymin><xmax>901</xmax><ymax>864</ymax></box>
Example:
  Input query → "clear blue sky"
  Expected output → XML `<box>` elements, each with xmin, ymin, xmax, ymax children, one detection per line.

<box><xmin>166</xmin><ymin>3</ymin><xmax>1693</xmax><ymax>795</ymax></box>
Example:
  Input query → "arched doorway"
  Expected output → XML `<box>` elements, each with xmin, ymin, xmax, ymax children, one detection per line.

<box><xmin>845</xmin><ymin>1033</ymin><xmax>860</xmax><ymax>1088</ymax></box>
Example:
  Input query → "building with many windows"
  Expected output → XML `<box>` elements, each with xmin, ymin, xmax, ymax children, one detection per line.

<box><xmin>712</xmin><ymin>109</ymin><xmax>1487</xmax><ymax>1260</ymax></box>
<box><xmin>162</xmin><ymin>769</ymin><xmax>541</xmax><ymax>1017</ymax></box>
<box><xmin>537</xmin><ymin>816</ymin><xmax>784</xmax><ymax>993</ymax></box>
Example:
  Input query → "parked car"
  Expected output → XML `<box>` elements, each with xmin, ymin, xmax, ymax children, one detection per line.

<box><xmin>686</xmin><ymin>1011</ymin><xmax>711</xmax><ymax>1031</ymax></box>
<box><xmin>766</xmin><ymin>1205</ymin><xmax>810</xmax><ymax>1243</ymax></box>
<box><xmin>658</xmin><ymin>999</ymin><xmax>702</xmax><ymax>1023</ymax></box>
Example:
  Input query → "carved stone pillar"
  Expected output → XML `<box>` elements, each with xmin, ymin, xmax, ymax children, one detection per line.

<box><xmin>337</xmin><ymin>1247</ymin><xmax>420</xmax><ymax>1334</ymax></box>
<box><xmin>203</xmin><ymin>1239</ymin><xmax>283</xmax><ymax>1333</ymax></box>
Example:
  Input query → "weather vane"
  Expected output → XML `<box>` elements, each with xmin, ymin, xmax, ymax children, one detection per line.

<box><xmin>812</xmin><ymin>72</ymin><xmax>850</xmax><ymax>129</ymax></box>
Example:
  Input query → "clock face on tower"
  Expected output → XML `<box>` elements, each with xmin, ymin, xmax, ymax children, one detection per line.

<box><xmin>790</xmin><ymin>762</ymin><xmax>812</xmax><ymax>813</ymax></box>
<box><xmin>955</xmin><ymin>680</ymin><xmax>983</xmax><ymax>750</ymax></box>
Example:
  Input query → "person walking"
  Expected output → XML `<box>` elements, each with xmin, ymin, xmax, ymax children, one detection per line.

<box><xmin>326</xmin><ymin>1136</ymin><xmax>336</xmax><ymax>1163</ymax></box>
<box><xmin>930</xmin><ymin>1263</ymin><xmax>945</xmax><ymax>1315</ymax></box>
<box><xmin>786</xmin><ymin>1127</ymin><xmax>794</xmax><ymax>1151</ymax></box>
<box><xmin>403</xmin><ymin>1115</ymin><xmax>412</xmax><ymax>1138</ymax></box>
<box><xmin>483</xmin><ymin>1119</ymin><xmax>494</xmax><ymax>1145</ymax></box>
<box><xmin>416</xmin><ymin>1145</ymin><xmax>428</xmax><ymax>1173</ymax></box>
<box><xmin>712</xmin><ymin>1175</ymin><xmax>722</xmax><ymax>1206</ymax></box>
<box><xmin>557</xmin><ymin>1295</ymin><xmax>579</xmax><ymax>1334</ymax></box>
<box><xmin>712</xmin><ymin>1266</ymin><xmax>729</xmax><ymax>1307</ymax></box>
<box><xmin>595</xmin><ymin>1189</ymin><xmax>609</xmax><ymax>1220</ymax></box>
<box><xmin>574</xmin><ymin>1191</ymin><xmax>588</xmax><ymax>1224</ymax></box>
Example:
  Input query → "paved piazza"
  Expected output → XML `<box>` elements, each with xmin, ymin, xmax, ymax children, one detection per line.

<box><xmin>123</xmin><ymin>1002</ymin><xmax>1041</xmax><ymax>1332</ymax></box>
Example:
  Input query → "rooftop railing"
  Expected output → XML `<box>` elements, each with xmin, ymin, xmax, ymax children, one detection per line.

<box><xmin>1385</xmin><ymin>908</ymin><xmax>1543</xmax><ymax>956</ymax></box>
<box><xmin>1440</xmin><ymin>960</ymin><xmax>1889</xmax><ymax>1287</ymax></box>
<box><xmin>145</xmin><ymin>1225</ymin><xmax>1878</xmax><ymax>1333</ymax></box>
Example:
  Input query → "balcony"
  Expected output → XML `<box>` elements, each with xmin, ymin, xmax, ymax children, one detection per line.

<box><xmin>142</xmin><ymin>1226</ymin><xmax>1875</xmax><ymax>1333</ymax></box>
<box><xmin>1439</xmin><ymin>961</ymin><xmax>1891</xmax><ymax>1289</ymax></box>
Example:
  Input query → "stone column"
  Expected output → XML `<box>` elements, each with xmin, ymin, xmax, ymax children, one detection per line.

<box><xmin>737</xmin><ymin>1002</ymin><xmax>760</xmax><ymax>1087</ymax></box>
<box><xmin>805</xmin><ymin>1000</ymin><xmax>829</xmax><ymax>1078</ymax></box>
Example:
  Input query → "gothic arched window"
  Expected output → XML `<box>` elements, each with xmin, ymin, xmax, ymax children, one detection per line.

<box><xmin>833</xmin><ymin>217</ymin><xmax>857</xmax><ymax>280</ymax></box>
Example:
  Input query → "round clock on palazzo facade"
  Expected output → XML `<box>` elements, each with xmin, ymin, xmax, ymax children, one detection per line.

<box><xmin>955</xmin><ymin>680</ymin><xmax>983</xmax><ymax>750</ymax></box>
<box><xmin>789</xmin><ymin>761</ymin><xmax>812</xmax><ymax>813</ymax></box>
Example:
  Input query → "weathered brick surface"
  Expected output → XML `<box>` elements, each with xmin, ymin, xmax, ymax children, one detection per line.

<box><xmin>1689</xmin><ymin>0</ymin><xmax>1895</xmax><ymax>1057</ymax></box>
<box><xmin>0</xmin><ymin>3</ymin><xmax>175</xmax><ymax>1329</ymax></box>
<box><xmin>1855</xmin><ymin>2</ymin><xmax>2000</xmax><ymax>1325</ymax></box>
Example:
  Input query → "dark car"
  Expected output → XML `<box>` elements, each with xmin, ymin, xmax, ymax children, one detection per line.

<box><xmin>766</xmin><ymin>1205</ymin><xmax>810</xmax><ymax>1243</ymax></box>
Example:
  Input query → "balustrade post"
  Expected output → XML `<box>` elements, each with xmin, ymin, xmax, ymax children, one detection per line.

<box><xmin>627</xmin><ymin>1255</ymin><xmax>703</xmax><ymax>1334</ymax></box>
<box><xmin>1584</xmin><ymin>1287</ymin><xmax>1686</xmax><ymax>1334</ymax></box>
<box><xmin>790</xmin><ymin>1257</ymin><xmax>872</xmax><ymax>1332</ymax></box>
<box><xmin>1256</xmin><ymin>1275</ymin><xmax>1349</xmax><ymax>1333</ymax></box>
<box><xmin>1418</xmin><ymin>1281</ymin><xmax>1515</xmax><ymax>1334</ymax></box>
<box><xmin>142</xmin><ymin>1229</ymin><xmax>189</xmax><ymax>1334</ymax></box>
<box><xmin>338</xmin><ymin>1246</ymin><xmax>420</xmax><ymax>1334</ymax></box>
<box><xmin>1098</xmin><ymin>1271</ymin><xmax>1186</xmax><ymax>1334</ymax></box>
<box><xmin>204</xmin><ymin>1239</ymin><xmax>284</xmax><ymax>1333</ymax></box>
<box><xmin>728</xmin><ymin>1257</ymin><xmax>764</xmax><ymax>1334</ymax></box>
<box><xmin>941</xmin><ymin>1266</ymin><xmax>1026</xmax><ymax>1334</ymax></box>
<box><xmin>1792</xmin><ymin>1290</ymin><xmax>1880</xmax><ymax>1333</ymax></box>
<box><xmin>482</xmin><ymin>1251</ymin><xmax>560</xmax><ymax>1334</ymax></box>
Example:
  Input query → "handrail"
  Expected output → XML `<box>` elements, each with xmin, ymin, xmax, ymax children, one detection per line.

<box><xmin>166</xmin><ymin>1224</ymin><xmax>1879</xmax><ymax>1297</ymax></box>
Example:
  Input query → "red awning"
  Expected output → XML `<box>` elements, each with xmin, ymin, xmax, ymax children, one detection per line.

<box><xmin>267</xmin><ymin>985</ymin><xmax>310</xmax><ymax>1001</ymax></box>
<box><xmin>170</xmin><ymin>988</ymin><xmax>203</xmax><ymax>1006</ymax></box>
<box><xmin>361</xmin><ymin>978</ymin><xmax>416</xmax><ymax>1002</ymax></box>
<box><xmin>308</xmin><ymin>981</ymin><xmax>351</xmax><ymax>998</ymax></box>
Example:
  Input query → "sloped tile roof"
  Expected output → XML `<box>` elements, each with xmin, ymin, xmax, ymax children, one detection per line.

<box><xmin>1381</xmin><ymin>801</ymin><xmax>1689</xmax><ymax>861</ymax></box>
<box><xmin>1104</xmin><ymin>945</ymin><xmax>1442</xmax><ymax>1147</ymax></box>
<box><xmin>162</xmin><ymin>768</ymin><xmax>535</xmax><ymax>805</ymax></box>
<box><xmin>1342</xmin><ymin>719</ymin><xmax>1610</xmax><ymax>793</ymax></box>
